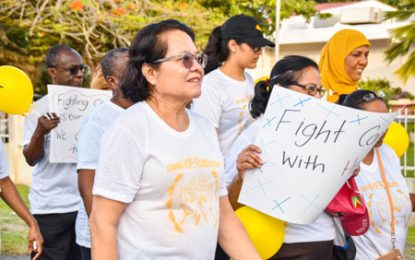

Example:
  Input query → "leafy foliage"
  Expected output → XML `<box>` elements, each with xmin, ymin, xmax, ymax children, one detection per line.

<box><xmin>384</xmin><ymin>2</ymin><xmax>415</xmax><ymax>83</ymax></box>
<box><xmin>358</xmin><ymin>78</ymin><xmax>414</xmax><ymax>104</ymax></box>
<box><xmin>0</xmin><ymin>0</ymin><xmax>226</xmax><ymax>70</ymax></box>
<box><xmin>0</xmin><ymin>0</ymin><xmax>317</xmax><ymax>95</ymax></box>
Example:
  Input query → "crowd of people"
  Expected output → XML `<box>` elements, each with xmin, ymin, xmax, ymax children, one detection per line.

<box><xmin>0</xmin><ymin>14</ymin><xmax>413</xmax><ymax>260</ymax></box>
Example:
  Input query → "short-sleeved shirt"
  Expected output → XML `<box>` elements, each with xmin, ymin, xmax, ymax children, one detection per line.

<box><xmin>23</xmin><ymin>96</ymin><xmax>80</xmax><ymax>214</ymax></box>
<box><xmin>0</xmin><ymin>141</ymin><xmax>9</xmax><ymax>180</ymax></box>
<box><xmin>75</xmin><ymin>101</ymin><xmax>124</xmax><ymax>248</ymax></box>
<box><xmin>225</xmin><ymin>119</ymin><xmax>335</xmax><ymax>243</ymax></box>
<box><xmin>353</xmin><ymin>145</ymin><xmax>411</xmax><ymax>259</ymax></box>
<box><xmin>192</xmin><ymin>68</ymin><xmax>255</xmax><ymax>159</ymax></box>
<box><xmin>93</xmin><ymin>101</ymin><xmax>227</xmax><ymax>259</ymax></box>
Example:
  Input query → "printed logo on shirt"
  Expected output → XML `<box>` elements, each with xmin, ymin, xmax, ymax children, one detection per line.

<box><xmin>360</xmin><ymin>181</ymin><xmax>411</xmax><ymax>234</ymax></box>
<box><xmin>235</xmin><ymin>95</ymin><xmax>253</xmax><ymax>134</ymax></box>
<box><xmin>165</xmin><ymin>158</ymin><xmax>222</xmax><ymax>233</ymax></box>
<box><xmin>166</xmin><ymin>157</ymin><xmax>222</xmax><ymax>172</ymax></box>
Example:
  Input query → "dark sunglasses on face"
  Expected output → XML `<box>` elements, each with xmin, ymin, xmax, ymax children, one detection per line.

<box><xmin>352</xmin><ymin>92</ymin><xmax>384</xmax><ymax>107</ymax></box>
<box><xmin>291</xmin><ymin>82</ymin><xmax>326</xmax><ymax>96</ymax></box>
<box><xmin>243</xmin><ymin>42</ymin><xmax>262</xmax><ymax>52</ymax></box>
<box><xmin>54</xmin><ymin>64</ymin><xmax>87</xmax><ymax>75</ymax></box>
<box><xmin>152</xmin><ymin>52</ymin><xmax>208</xmax><ymax>69</ymax></box>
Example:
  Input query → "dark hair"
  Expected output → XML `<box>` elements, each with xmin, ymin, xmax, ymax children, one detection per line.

<box><xmin>101</xmin><ymin>48</ymin><xmax>129</xmax><ymax>78</ymax></box>
<box><xmin>250</xmin><ymin>55</ymin><xmax>319</xmax><ymax>119</ymax></box>
<box><xmin>45</xmin><ymin>44</ymin><xmax>78</xmax><ymax>68</ymax></box>
<box><xmin>203</xmin><ymin>26</ymin><xmax>232</xmax><ymax>74</ymax></box>
<box><xmin>341</xmin><ymin>90</ymin><xmax>385</xmax><ymax>110</ymax></box>
<box><xmin>121</xmin><ymin>19</ymin><xmax>195</xmax><ymax>103</ymax></box>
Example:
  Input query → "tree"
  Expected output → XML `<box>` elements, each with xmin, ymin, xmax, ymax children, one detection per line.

<box><xmin>0</xmin><ymin>0</ymin><xmax>317</xmax><ymax>94</ymax></box>
<box><xmin>195</xmin><ymin>0</ymin><xmax>316</xmax><ymax>36</ymax></box>
<box><xmin>384</xmin><ymin>1</ymin><xmax>415</xmax><ymax>83</ymax></box>
<box><xmin>0</xmin><ymin>0</ymin><xmax>228</xmax><ymax>93</ymax></box>
<box><xmin>0</xmin><ymin>0</ymin><xmax>228</xmax><ymax>71</ymax></box>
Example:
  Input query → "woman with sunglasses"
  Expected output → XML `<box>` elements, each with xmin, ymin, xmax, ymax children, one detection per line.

<box><xmin>89</xmin><ymin>19</ymin><xmax>261</xmax><ymax>260</ymax></box>
<box><xmin>319</xmin><ymin>29</ymin><xmax>370</xmax><ymax>103</ymax></box>
<box><xmin>226</xmin><ymin>55</ymin><xmax>337</xmax><ymax>260</ymax></box>
<box><xmin>342</xmin><ymin>90</ymin><xmax>414</xmax><ymax>259</ymax></box>
<box><xmin>193</xmin><ymin>14</ymin><xmax>275</xmax><ymax>162</ymax></box>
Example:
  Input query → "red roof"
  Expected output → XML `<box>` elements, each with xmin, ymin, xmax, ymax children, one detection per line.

<box><xmin>315</xmin><ymin>2</ymin><xmax>355</xmax><ymax>11</ymax></box>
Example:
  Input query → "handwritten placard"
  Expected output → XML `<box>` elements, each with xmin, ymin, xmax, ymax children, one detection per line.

<box><xmin>48</xmin><ymin>85</ymin><xmax>111</xmax><ymax>163</ymax></box>
<box><xmin>238</xmin><ymin>86</ymin><xmax>396</xmax><ymax>224</ymax></box>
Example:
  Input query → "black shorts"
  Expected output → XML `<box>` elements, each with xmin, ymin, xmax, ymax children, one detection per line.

<box><xmin>32</xmin><ymin>211</ymin><xmax>81</xmax><ymax>260</ymax></box>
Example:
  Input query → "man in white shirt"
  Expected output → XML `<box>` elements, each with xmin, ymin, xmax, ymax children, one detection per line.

<box><xmin>23</xmin><ymin>44</ymin><xmax>85</xmax><ymax>260</ymax></box>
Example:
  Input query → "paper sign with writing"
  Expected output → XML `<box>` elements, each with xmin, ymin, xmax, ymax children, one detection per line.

<box><xmin>238</xmin><ymin>86</ymin><xmax>396</xmax><ymax>224</ymax></box>
<box><xmin>48</xmin><ymin>85</ymin><xmax>111</xmax><ymax>163</ymax></box>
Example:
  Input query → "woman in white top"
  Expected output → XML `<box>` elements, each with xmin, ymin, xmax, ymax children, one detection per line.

<box><xmin>193</xmin><ymin>14</ymin><xmax>275</xmax><ymax>160</ymax></box>
<box><xmin>226</xmin><ymin>55</ymin><xmax>337</xmax><ymax>259</ymax></box>
<box><xmin>342</xmin><ymin>90</ymin><xmax>415</xmax><ymax>259</ymax></box>
<box><xmin>75</xmin><ymin>47</ymin><xmax>131</xmax><ymax>259</ymax></box>
<box><xmin>89</xmin><ymin>19</ymin><xmax>261</xmax><ymax>260</ymax></box>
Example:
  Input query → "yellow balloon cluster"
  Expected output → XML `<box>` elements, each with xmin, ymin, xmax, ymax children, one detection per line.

<box><xmin>235</xmin><ymin>206</ymin><xmax>285</xmax><ymax>259</ymax></box>
<box><xmin>0</xmin><ymin>65</ymin><xmax>33</xmax><ymax>114</ymax></box>
<box><xmin>383</xmin><ymin>121</ymin><xmax>410</xmax><ymax>158</ymax></box>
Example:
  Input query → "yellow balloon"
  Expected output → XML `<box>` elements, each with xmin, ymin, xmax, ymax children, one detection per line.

<box><xmin>0</xmin><ymin>65</ymin><xmax>33</xmax><ymax>114</ymax></box>
<box><xmin>383</xmin><ymin>121</ymin><xmax>410</xmax><ymax>158</ymax></box>
<box><xmin>235</xmin><ymin>206</ymin><xmax>285</xmax><ymax>259</ymax></box>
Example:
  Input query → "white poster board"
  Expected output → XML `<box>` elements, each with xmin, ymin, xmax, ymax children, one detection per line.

<box><xmin>238</xmin><ymin>86</ymin><xmax>396</xmax><ymax>224</ymax></box>
<box><xmin>48</xmin><ymin>85</ymin><xmax>111</xmax><ymax>163</ymax></box>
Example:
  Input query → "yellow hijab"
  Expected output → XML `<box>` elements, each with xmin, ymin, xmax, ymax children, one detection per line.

<box><xmin>319</xmin><ymin>29</ymin><xmax>370</xmax><ymax>103</ymax></box>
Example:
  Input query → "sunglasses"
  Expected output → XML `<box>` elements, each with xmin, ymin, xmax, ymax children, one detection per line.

<box><xmin>352</xmin><ymin>92</ymin><xmax>383</xmax><ymax>107</ymax></box>
<box><xmin>248</xmin><ymin>44</ymin><xmax>262</xmax><ymax>53</ymax></box>
<box><xmin>152</xmin><ymin>52</ymin><xmax>208</xmax><ymax>69</ymax></box>
<box><xmin>291</xmin><ymin>82</ymin><xmax>326</xmax><ymax>96</ymax></box>
<box><xmin>54</xmin><ymin>64</ymin><xmax>87</xmax><ymax>75</ymax></box>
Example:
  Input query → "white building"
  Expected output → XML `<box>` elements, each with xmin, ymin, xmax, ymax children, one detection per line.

<box><xmin>249</xmin><ymin>0</ymin><xmax>415</xmax><ymax>94</ymax></box>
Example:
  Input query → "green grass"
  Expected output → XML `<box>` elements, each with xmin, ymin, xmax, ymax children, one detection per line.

<box><xmin>406</xmin><ymin>226</ymin><xmax>415</xmax><ymax>258</ymax></box>
<box><xmin>407</xmin><ymin>226</ymin><xmax>415</xmax><ymax>243</ymax></box>
<box><xmin>402</xmin><ymin>143</ymin><xmax>414</xmax><ymax>178</ymax></box>
<box><xmin>0</xmin><ymin>184</ymin><xmax>31</xmax><ymax>255</ymax></box>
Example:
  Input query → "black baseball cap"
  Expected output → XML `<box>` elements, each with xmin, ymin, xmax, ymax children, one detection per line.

<box><xmin>221</xmin><ymin>14</ymin><xmax>275</xmax><ymax>48</ymax></box>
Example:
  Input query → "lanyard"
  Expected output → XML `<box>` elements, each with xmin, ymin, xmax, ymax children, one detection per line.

<box><xmin>376</xmin><ymin>148</ymin><xmax>397</xmax><ymax>249</ymax></box>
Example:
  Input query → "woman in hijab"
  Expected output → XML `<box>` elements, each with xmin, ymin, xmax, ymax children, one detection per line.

<box><xmin>319</xmin><ymin>29</ymin><xmax>370</xmax><ymax>103</ymax></box>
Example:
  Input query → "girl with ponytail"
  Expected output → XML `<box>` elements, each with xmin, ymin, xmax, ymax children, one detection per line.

<box><xmin>193</xmin><ymin>14</ymin><xmax>275</xmax><ymax>161</ymax></box>
<box><xmin>226</xmin><ymin>55</ymin><xmax>337</xmax><ymax>260</ymax></box>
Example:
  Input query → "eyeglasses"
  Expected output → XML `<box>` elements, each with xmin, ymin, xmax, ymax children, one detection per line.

<box><xmin>53</xmin><ymin>64</ymin><xmax>87</xmax><ymax>75</ymax></box>
<box><xmin>290</xmin><ymin>82</ymin><xmax>326</xmax><ymax>96</ymax></box>
<box><xmin>152</xmin><ymin>52</ymin><xmax>208</xmax><ymax>69</ymax></box>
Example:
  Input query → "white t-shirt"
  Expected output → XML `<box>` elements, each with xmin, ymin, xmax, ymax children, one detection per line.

<box><xmin>75</xmin><ymin>101</ymin><xmax>124</xmax><ymax>248</ymax></box>
<box><xmin>23</xmin><ymin>96</ymin><xmax>80</xmax><ymax>214</ymax></box>
<box><xmin>192</xmin><ymin>68</ymin><xmax>255</xmax><ymax>159</ymax></box>
<box><xmin>93</xmin><ymin>101</ymin><xmax>227</xmax><ymax>260</ymax></box>
<box><xmin>353</xmin><ymin>145</ymin><xmax>411</xmax><ymax>260</ymax></box>
<box><xmin>0</xmin><ymin>141</ymin><xmax>9</xmax><ymax>180</ymax></box>
<box><xmin>225</xmin><ymin>119</ymin><xmax>335</xmax><ymax>243</ymax></box>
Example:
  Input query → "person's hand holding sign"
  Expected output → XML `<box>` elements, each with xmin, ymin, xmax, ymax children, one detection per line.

<box><xmin>37</xmin><ymin>112</ymin><xmax>60</xmax><ymax>135</ymax></box>
<box><xmin>229</xmin><ymin>145</ymin><xmax>263</xmax><ymax>209</ymax></box>
<box><xmin>236</xmin><ymin>145</ymin><xmax>263</xmax><ymax>180</ymax></box>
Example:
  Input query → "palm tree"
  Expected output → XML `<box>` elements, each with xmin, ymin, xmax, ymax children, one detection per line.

<box><xmin>384</xmin><ymin>3</ymin><xmax>415</xmax><ymax>83</ymax></box>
